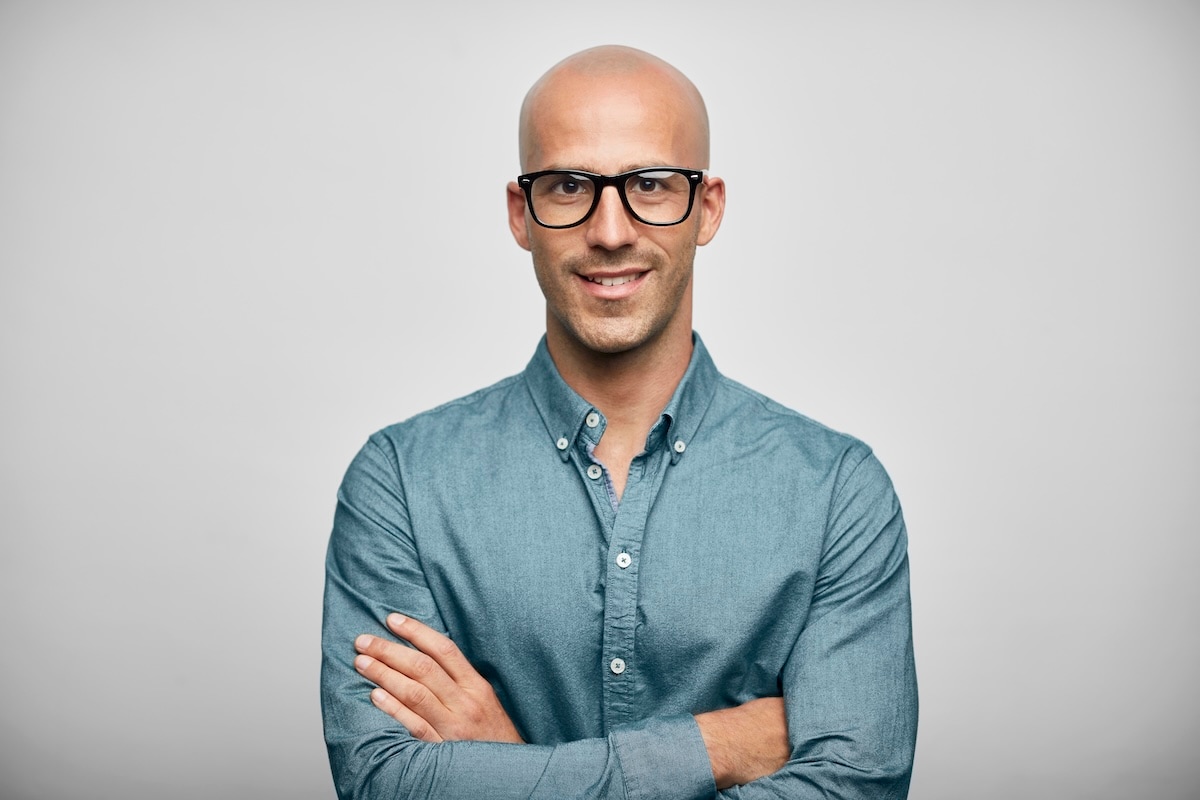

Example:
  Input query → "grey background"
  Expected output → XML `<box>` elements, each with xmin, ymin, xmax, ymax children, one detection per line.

<box><xmin>2</xmin><ymin>1</ymin><xmax>1197</xmax><ymax>798</ymax></box>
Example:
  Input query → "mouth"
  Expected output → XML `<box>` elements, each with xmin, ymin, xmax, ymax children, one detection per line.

<box><xmin>584</xmin><ymin>272</ymin><xmax>645</xmax><ymax>287</ymax></box>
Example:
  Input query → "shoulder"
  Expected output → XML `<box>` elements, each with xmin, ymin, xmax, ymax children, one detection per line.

<box><xmin>338</xmin><ymin>372</ymin><xmax>531</xmax><ymax>500</ymax></box>
<box><xmin>707</xmin><ymin>375</ymin><xmax>904</xmax><ymax>546</ymax></box>
<box><xmin>709</xmin><ymin>373</ymin><xmax>874</xmax><ymax>468</ymax></box>
<box><xmin>365</xmin><ymin>372</ymin><xmax>530</xmax><ymax>456</ymax></box>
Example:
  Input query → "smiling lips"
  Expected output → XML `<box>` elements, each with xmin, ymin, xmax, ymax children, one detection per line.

<box><xmin>584</xmin><ymin>272</ymin><xmax>645</xmax><ymax>287</ymax></box>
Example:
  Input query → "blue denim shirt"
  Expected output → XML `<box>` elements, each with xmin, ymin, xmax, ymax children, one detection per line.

<box><xmin>322</xmin><ymin>334</ymin><xmax>917</xmax><ymax>799</ymax></box>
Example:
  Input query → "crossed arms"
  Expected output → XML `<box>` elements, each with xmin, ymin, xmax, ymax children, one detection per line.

<box><xmin>353</xmin><ymin>613</ymin><xmax>790</xmax><ymax>789</ymax></box>
<box><xmin>321</xmin><ymin>436</ymin><xmax>918</xmax><ymax>799</ymax></box>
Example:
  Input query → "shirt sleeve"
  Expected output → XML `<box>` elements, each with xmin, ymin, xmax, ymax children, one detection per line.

<box><xmin>717</xmin><ymin>449</ymin><xmax>918</xmax><ymax>799</ymax></box>
<box><xmin>320</xmin><ymin>436</ymin><xmax>718</xmax><ymax>800</ymax></box>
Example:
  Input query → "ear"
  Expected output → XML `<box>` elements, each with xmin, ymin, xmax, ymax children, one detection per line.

<box><xmin>507</xmin><ymin>181</ymin><xmax>532</xmax><ymax>251</ymax></box>
<box><xmin>695</xmin><ymin>175</ymin><xmax>726</xmax><ymax>247</ymax></box>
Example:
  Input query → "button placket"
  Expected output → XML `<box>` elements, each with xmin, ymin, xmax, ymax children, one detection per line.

<box><xmin>599</xmin><ymin>437</ymin><xmax>673</xmax><ymax>726</ymax></box>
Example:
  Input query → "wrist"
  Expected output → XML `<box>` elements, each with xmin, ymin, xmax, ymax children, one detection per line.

<box><xmin>695</xmin><ymin>710</ymin><xmax>735</xmax><ymax>790</ymax></box>
<box><xmin>694</xmin><ymin>697</ymin><xmax>790</xmax><ymax>790</ymax></box>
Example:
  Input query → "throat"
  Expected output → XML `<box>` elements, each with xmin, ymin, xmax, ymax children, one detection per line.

<box><xmin>594</xmin><ymin>434</ymin><xmax>643</xmax><ymax>502</ymax></box>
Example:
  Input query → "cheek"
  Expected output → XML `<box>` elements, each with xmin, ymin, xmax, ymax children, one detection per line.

<box><xmin>527</xmin><ymin>227</ymin><xmax>561</xmax><ymax>259</ymax></box>
<box><xmin>528</xmin><ymin>237</ymin><xmax>553</xmax><ymax>273</ymax></box>
<box><xmin>528</xmin><ymin>231</ymin><xmax>583</xmax><ymax>278</ymax></box>
<box><xmin>652</xmin><ymin>229</ymin><xmax>699</xmax><ymax>269</ymax></box>
<box><xmin>528</xmin><ymin>240</ymin><xmax>566</xmax><ymax>298</ymax></box>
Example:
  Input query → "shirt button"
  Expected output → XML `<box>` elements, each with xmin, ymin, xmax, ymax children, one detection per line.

<box><xmin>616</xmin><ymin>552</ymin><xmax>632</xmax><ymax>569</ymax></box>
<box><xmin>556</xmin><ymin>437</ymin><xmax>569</xmax><ymax>451</ymax></box>
<box><xmin>609</xmin><ymin>657</ymin><xmax>626</xmax><ymax>675</ymax></box>
<box><xmin>673</xmin><ymin>439</ymin><xmax>687</xmax><ymax>454</ymax></box>
<box><xmin>585</xmin><ymin>412</ymin><xmax>601</xmax><ymax>428</ymax></box>
<box><xmin>587</xmin><ymin>464</ymin><xmax>603</xmax><ymax>480</ymax></box>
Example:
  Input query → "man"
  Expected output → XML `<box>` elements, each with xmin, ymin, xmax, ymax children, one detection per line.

<box><xmin>322</xmin><ymin>45</ymin><xmax>917</xmax><ymax>798</ymax></box>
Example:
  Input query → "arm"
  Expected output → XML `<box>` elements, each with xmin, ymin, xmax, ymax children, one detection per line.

<box><xmin>696</xmin><ymin>699</ymin><xmax>791</xmax><ymax>790</ymax></box>
<box><xmin>717</xmin><ymin>450</ymin><xmax>918</xmax><ymax>799</ymax></box>
<box><xmin>352</xmin><ymin>614</ymin><xmax>524</xmax><ymax>745</ymax></box>
<box><xmin>354</xmin><ymin>613</ymin><xmax>789</xmax><ymax>788</ymax></box>
<box><xmin>321</xmin><ymin>436</ymin><xmax>723</xmax><ymax>800</ymax></box>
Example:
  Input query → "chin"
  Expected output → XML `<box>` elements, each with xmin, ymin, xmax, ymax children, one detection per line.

<box><xmin>566</xmin><ymin>319</ymin><xmax>663</xmax><ymax>356</ymax></box>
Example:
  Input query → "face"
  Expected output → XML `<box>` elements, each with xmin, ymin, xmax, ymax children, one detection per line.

<box><xmin>507</xmin><ymin>65</ymin><xmax>725</xmax><ymax>358</ymax></box>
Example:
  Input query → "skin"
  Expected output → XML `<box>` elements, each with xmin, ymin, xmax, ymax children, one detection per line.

<box><xmin>356</xmin><ymin>46</ymin><xmax>790</xmax><ymax>790</ymax></box>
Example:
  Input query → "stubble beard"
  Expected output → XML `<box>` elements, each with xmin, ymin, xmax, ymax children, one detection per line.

<box><xmin>530</xmin><ymin>242</ymin><xmax>695</xmax><ymax>356</ymax></box>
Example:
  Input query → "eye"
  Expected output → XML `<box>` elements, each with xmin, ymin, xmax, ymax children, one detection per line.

<box><xmin>548</xmin><ymin>174</ymin><xmax>593</xmax><ymax>196</ymax></box>
<box><xmin>627</xmin><ymin>171</ymin><xmax>677</xmax><ymax>195</ymax></box>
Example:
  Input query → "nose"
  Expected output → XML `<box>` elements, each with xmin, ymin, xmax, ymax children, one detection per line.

<box><xmin>583</xmin><ymin>185</ymin><xmax>639</xmax><ymax>250</ymax></box>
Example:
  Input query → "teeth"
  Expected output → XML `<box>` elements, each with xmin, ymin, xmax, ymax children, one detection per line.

<box><xmin>587</xmin><ymin>273</ymin><xmax>641</xmax><ymax>287</ymax></box>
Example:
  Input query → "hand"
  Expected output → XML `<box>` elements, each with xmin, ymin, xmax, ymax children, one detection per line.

<box><xmin>695</xmin><ymin>696</ymin><xmax>790</xmax><ymax>790</ymax></box>
<box><xmin>354</xmin><ymin>613</ymin><xmax>524</xmax><ymax>744</ymax></box>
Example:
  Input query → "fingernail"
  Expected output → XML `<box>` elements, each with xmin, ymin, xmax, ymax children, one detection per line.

<box><xmin>355</xmin><ymin>634</ymin><xmax>373</xmax><ymax>651</ymax></box>
<box><xmin>387</xmin><ymin>613</ymin><xmax>407</xmax><ymax>628</ymax></box>
<box><xmin>354</xmin><ymin>654</ymin><xmax>372</xmax><ymax>671</ymax></box>
<box><xmin>370</xmin><ymin>688</ymin><xmax>386</xmax><ymax>706</ymax></box>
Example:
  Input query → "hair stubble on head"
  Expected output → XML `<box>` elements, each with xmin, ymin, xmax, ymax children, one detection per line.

<box><xmin>517</xmin><ymin>45</ymin><xmax>710</xmax><ymax>173</ymax></box>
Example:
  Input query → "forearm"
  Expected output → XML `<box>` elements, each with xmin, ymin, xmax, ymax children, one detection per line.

<box><xmin>323</xmin><ymin>670</ymin><xmax>715</xmax><ymax>800</ymax></box>
<box><xmin>324</xmin><ymin>623</ymin><xmax>716</xmax><ymax>799</ymax></box>
<box><xmin>709</xmin><ymin>653</ymin><xmax>916</xmax><ymax>798</ymax></box>
<box><xmin>715</xmin><ymin>452</ymin><xmax>919</xmax><ymax>798</ymax></box>
<box><xmin>695</xmin><ymin>698</ymin><xmax>789</xmax><ymax>791</ymax></box>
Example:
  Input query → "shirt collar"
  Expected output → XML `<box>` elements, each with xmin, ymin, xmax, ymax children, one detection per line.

<box><xmin>523</xmin><ymin>332</ymin><xmax>720</xmax><ymax>465</ymax></box>
<box><xmin>658</xmin><ymin>332</ymin><xmax>719</xmax><ymax>464</ymax></box>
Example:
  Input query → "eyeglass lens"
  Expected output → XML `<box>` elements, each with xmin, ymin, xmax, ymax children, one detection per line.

<box><xmin>528</xmin><ymin>170</ymin><xmax>695</xmax><ymax>227</ymax></box>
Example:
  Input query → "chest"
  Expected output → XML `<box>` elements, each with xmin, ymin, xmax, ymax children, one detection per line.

<box><xmin>405</xmin><ymin>451</ymin><xmax>825</xmax><ymax>692</ymax></box>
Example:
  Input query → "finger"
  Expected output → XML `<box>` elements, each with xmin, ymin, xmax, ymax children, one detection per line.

<box><xmin>355</xmin><ymin>632</ymin><xmax>464</xmax><ymax>705</ymax></box>
<box><xmin>366</xmin><ymin>685</ymin><xmax>444</xmax><ymax>743</ymax></box>
<box><xmin>385</xmin><ymin>614</ymin><xmax>483</xmax><ymax>687</ymax></box>
<box><xmin>355</xmin><ymin>652</ymin><xmax>458</xmax><ymax>737</ymax></box>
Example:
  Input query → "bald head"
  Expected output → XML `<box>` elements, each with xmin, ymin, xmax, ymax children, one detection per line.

<box><xmin>518</xmin><ymin>45</ymin><xmax>710</xmax><ymax>172</ymax></box>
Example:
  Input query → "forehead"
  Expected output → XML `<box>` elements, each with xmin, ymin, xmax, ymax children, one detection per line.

<box><xmin>523</xmin><ymin>70</ymin><xmax>704</xmax><ymax>173</ymax></box>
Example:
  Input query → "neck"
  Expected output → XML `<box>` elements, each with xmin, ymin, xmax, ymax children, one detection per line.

<box><xmin>544</xmin><ymin>313</ymin><xmax>693</xmax><ymax>499</ymax></box>
<box><xmin>547</xmin><ymin>318</ymin><xmax>693</xmax><ymax>430</ymax></box>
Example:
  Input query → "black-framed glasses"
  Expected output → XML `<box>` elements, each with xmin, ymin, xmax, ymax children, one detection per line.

<box><xmin>517</xmin><ymin>167</ymin><xmax>705</xmax><ymax>228</ymax></box>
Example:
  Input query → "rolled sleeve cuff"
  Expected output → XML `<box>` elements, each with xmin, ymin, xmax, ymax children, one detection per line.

<box><xmin>612</xmin><ymin>714</ymin><xmax>716</xmax><ymax>800</ymax></box>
